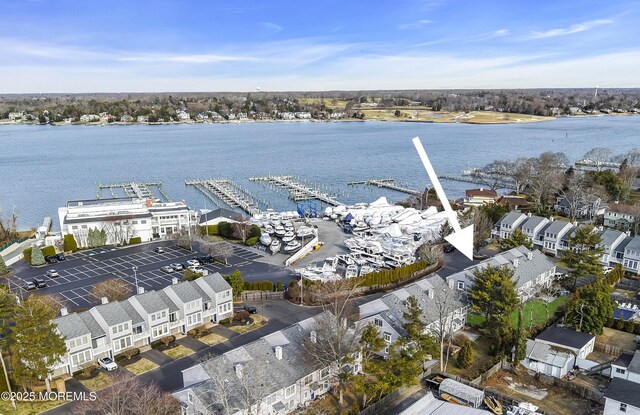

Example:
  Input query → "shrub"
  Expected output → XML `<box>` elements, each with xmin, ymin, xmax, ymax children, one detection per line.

<box><xmin>452</xmin><ymin>332</ymin><xmax>469</xmax><ymax>347</ymax></box>
<box><xmin>22</xmin><ymin>247</ymin><xmax>32</xmax><ymax>265</ymax></box>
<box><xmin>161</xmin><ymin>335</ymin><xmax>176</xmax><ymax>347</ymax></box>
<box><xmin>623</xmin><ymin>319</ymin><xmax>635</xmax><ymax>333</ymax></box>
<box><xmin>41</xmin><ymin>245</ymin><xmax>56</xmax><ymax>258</ymax></box>
<box><xmin>64</xmin><ymin>233</ymin><xmax>78</xmax><ymax>252</ymax></box>
<box><xmin>245</xmin><ymin>237</ymin><xmax>259</xmax><ymax>246</ymax></box>
<box><xmin>183</xmin><ymin>268</ymin><xmax>203</xmax><ymax>281</ymax></box>
<box><xmin>613</xmin><ymin>318</ymin><xmax>625</xmax><ymax>331</ymax></box>
<box><xmin>129</xmin><ymin>236</ymin><xmax>142</xmax><ymax>244</ymax></box>
<box><xmin>457</xmin><ymin>340</ymin><xmax>474</xmax><ymax>369</ymax></box>
<box><xmin>199</xmin><ymin>225</ymin><xmax>219</xmax><ymax>236</ymax></box>
<box><xmin>219</xmin><ymin>318</ymin><xmax>231</xmax><ymax>325</ymax></box>
<box><xmin>123</xmin><ymin>347</ymin><xmax>140</xmax><ymax>360</ymax></box>
<box><xmin>277</xmin><ymin>281</ymin><xmax>283</xmax><ymax>291</ymax></box>
<box><xmin>30</xmin><ymin>245</ymin><xmax>45</xmax><ymax>266</ymax></box>
<box><xmin>217</xmin><ymin>221</ymin><xmax>233</xmax><ymax>238</ymax></box>
<box><xmin>248</xmin><ymin>225</ymin><xmax>261</xmax><ymax>238</ymax></box>
<box><xmin>0</xmin><ymin>255</ymin><xmax>9</xmax><ymax>275</ymax></box>
<box><xmin>80</xmin><ymin>363</ymin><xmax>96</xmax><ymax>377</ymax></box>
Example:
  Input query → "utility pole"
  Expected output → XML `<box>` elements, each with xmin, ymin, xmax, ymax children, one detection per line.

<box><xmin>0</xmin><ymin>349</ymin><xmax>16</xmax><ymax>409</ymax></box>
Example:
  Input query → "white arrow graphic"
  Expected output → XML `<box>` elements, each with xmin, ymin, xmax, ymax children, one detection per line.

<box><xmin>412</xmin><ymin>136</ymin><xmax>474</xmax><ymax>260</ymax></box>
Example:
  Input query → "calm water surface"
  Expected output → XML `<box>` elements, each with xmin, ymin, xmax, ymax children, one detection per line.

<box><xmin>0</xmin><ymin>117</ymin><xmax>638</xmax><ymax>229</ymax></box>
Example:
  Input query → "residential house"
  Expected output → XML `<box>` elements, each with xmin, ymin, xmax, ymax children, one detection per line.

<box><xmin>541</xmin><ymin>219</ymin><xmax>574</xmax><ymax>256</ymax></box>
<box><xmin>357</xmin><ymin>275</ymin><xmax>468</xmax><ymax>358</ymax></box>
<box><xmin>51</xmin><ymin>273</ymin><xmax>232</xmax><ymax>378</ymax></box>
<box><xmin>446</xmin><ymin>246</ymin><xmax>557</xmax><ymax>301</ymax></box>
<box><xmin>610</xmin><ymin>350</ymin><xmax>640</xmax><ymax>383</ymax></box>
<box><xmin>623</xmin><ymin>237</ymin><xmax>640</xmax><ymax>275</ymax></box>
<box><xmin>597</xmin><ymin>229</ymin><xmax>628</xmax><ymax>266</ymax></box>
<box><xmin>398</xmin><ymin>391</ymin><xmax>492</xmax><ymax>415</ymax></box>
<box><xmin>199</xmin><ymin>207</ymin><xmax>244</xmax><ymax>227</ymax></box>
<box><xmin>605</xmin><ymin>204</ymin><xmax>637</xmax><ymax>232</ymax></box>
<box><xmin>521</xmin><ymin>325</ymin><xmax>595</xmax><ymax>379</ymax></box>
<box><xmin>174</xmin><ymin>312</ymin><xmax>361</xmax><ymax>415</ymax></box>
<box><xmin>519</xmin><ymin>214</ymin><xmax>550</xmax><ymax>247</ymax></box>
<box><xmin>553</xmin><ymin>196</ymin><xmax>606</xmax><ymax>219</ymax></box>
<box><xmin>493</xmin><ymin>211</ymin><xmax>527</xmax><ymax>239</ymax></box>
<box><xmin>604</xmin><ymin>378</ymin><xmax>640</xmax><ymax>415</ymax></box>
<box><xmin>464</xmin><ymin>188</ymin><xmax>498</xmax><ymax>206</ymax></box>
<box><xmin>498</xmin><ymin>195</ymin><xmax>529</xmax><ymax>211</ymax></box>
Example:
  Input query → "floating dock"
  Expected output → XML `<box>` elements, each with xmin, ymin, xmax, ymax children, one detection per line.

<box><xmin>185</xmin><ymin>179</ymin><xmax>266</xmax><ymax>216</ymax></box>
<box><xmin>249</xmin><ymin>175</ymin><xmax>342</xmax><ymax>206</ymax></box>
<box><xmin>437</xmin><ymin>174</ymin><xmax>516</xmax><ymax>189</ymax></box>
<box><xmin>347</xmin><ymin>178</ymin><xmax>421</xmax><ymax>196</ymax></box>
<box><xmin>96</xmin><ymin>181</ymin><xmax>172</xmax><ymax>201</ymax></box>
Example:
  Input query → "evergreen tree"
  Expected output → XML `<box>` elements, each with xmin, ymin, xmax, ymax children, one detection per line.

<box><xmin>11</xmin><ymin>297</ymin><xmax>66</xmax><ymax>391</ymax></box>
<box><xmin>30</xmin><ymin>245</ymin><xmax>45</xmax><ymax>266</ymax></box>
<box><xmin>398</xmin><ymin>295</ymin><xmax>437</xmax><ymax>367</ymax></box>
<box><xmin>561</xmin><ymin>225</ymin><xmax>604</xmax><ymax>288</ymax></box>
<box><xmin>457</xmin><ymin>340</ymin><xmax>474</xmax><ymax>369</ymax></box>
<box><xmin>0</xmin><ymin>254</ymin><xmax>9</xmax><ymax>275</ymax></box>
<box><xmin>438</xmin><ymin>221</ymin><xmax>454</xmax><ymax>243</ymax></box>
<box><xmin>359</xmin><ymin>323</ymin><xmax>387</xmax><ymax>363</ymax></box>
<box><xmin>0</xmin><ymin>285</ymin><xmax>17</xmax><ymax>350</ymax></box>
<box><xmin>512</xmin><ymin>308</ymin><xmax>528</xmax><ymax>364</ymax></box>
<box><xmin>563</xmin><ymin>280</ymin><xmax>613</xmax><ymax>335</ymax></box>
<box><xmin>64</xmin><ymin>233</ymin><xmax>78</xmax><ymax>252</ymax></box>
<box><xmin>352</xmin><ymin>323</ymin><xmax>388</xmax><ymax>408</ymax></box>
<box><xmin>500</xmin><ymin>229</ymin><xmax>533</xmax><ymax>251</ymax></box>
<box><xmin>469</xmin><ymin>265</ymin><xmax>519</xmax><ymax>328</ymax></box>
<box><xmin>229</xmin><ymin>270</ymin><xmax>244</xmax><ymax>298</ymax></box>
<box><xmin>604</xmin><ymin>264</ymin><xmax>624</xmax><ymax>286</ymax></box>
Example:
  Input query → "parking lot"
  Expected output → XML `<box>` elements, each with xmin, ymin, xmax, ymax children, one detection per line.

<box><xmin>7</xmin><ymin>241</ymin><xmax>294</xmax><ymax>310</ymax></box>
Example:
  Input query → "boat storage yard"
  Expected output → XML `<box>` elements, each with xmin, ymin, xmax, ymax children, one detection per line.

<box><xmin>250</xmin><ymin>196</ymin><xmax>448</xmax><ymax>282</ymax></box>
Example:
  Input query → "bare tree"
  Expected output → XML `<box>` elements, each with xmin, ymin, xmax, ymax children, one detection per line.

<box><xmin>430</xmin><ymin>285</ymin><xmax>463</xmax><ymax>372</ymax></box>
<box><xmin>30</xmin><ymin>294</ymin><xmax>67</xmax><ymax>316</ymax></box>
<box><xmin>459</xmin><ymin>207</ymin><xmax>493</xmax><ymax>253</ymax></box>
<box><xmin>103</xmin><ymin>218</ymin><xmax>135</xmax><ymax>246</ymax></box>
<box><xmin>173</xmin><ymin>228</ymin><xmax>193</xmax><ymax>251</ymax></box>
<box><xmin>417</xmin><ymin>242</ymin><xmax>443</xmax><ymax>266</ymax></box>
<box><xmin>73</xmin><ymin>371</ymin><xmax>179</xmax><ymax>415</ymax></box>
<box><xmin>204</xmin><ymin>241</ymin><xmax>234</xmax><ymax>264</ymax></box>
<box><xmin>583</xmin><ymin>147</ymin><xmax>613</xmax><ymax>170</ymax></box>
<box><xmin>528</xmin><ymin>152</ymin><xmax>566</xmax><ymax>212</ymax></box>
<box><xmin>232</xmin><ymin>222</ymin><xmax>251</xmax><ymax>243</ymax></box>
<box><xmin>91</xmin><ymin>277</ymin><xmax>133</xmax><ymax>302</ymax></box>
<box><xmin>557</xmin><ymin>171</ymin><xmax>589</xmax><ymax>222</ymax></box>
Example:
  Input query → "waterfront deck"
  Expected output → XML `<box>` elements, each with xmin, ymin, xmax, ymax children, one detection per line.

<box><xmin>347</xmin><ymin>178</ymin><xmax>421</xmax><ymax>196</ymax></box>
<box><xmin>96</xmin><ymin>181</ymin><xmax>172</xmax><ymax>201</ymax></box>
<box><xmin>185</xmin><ymin>179</ymin><xmax>265</xmax><ymax>215</ymax></box>
<box><xmin>438</xmin><ymin>174</ymin><xmax>516</xmax><ymax>189</ymax></box>
<box><xmin>249</xmin><ymin>175</ymin><xmax>342</xmax><ymax>206</ymax></box>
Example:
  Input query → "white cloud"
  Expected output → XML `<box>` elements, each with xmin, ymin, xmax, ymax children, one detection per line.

<box><xmin>119</xmin><ymin>53</ymin><xmax>258</xmax><ymax>64</ymax></box>
<box><xmin>530</xmin><ymin>19</ymin><xmax>613</xmax><ymax>39</ymax></box>
<box><xmin>260</xmin><ymin>22</ymin><xmax>283</xmax><ymax>35</ymax></box>
<box><xmin>398</xmin><ymin>19</ymin><xmax>433</xmax><ymax>29</ymax></box>
<box><xmin>493</xmin><ymin>29</ymin><xmax>509</xmax><ymax>37</ymax></box>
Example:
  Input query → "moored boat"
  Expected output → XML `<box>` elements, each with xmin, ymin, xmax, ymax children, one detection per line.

<box><xmin>270</xmin><ymin>239</ymin><xmax>281</xmax><ymax>254</ymax></box>
<box><xmin>284</xmin><ymin>240</ymin><xmax>302</xmax><ymax>252</ymax></box>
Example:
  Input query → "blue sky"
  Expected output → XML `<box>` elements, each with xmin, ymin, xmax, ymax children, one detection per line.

<box><xmin>1</xmin><ymin>0</ymin><xmax>639</xmax><ymax>92</ymax></box>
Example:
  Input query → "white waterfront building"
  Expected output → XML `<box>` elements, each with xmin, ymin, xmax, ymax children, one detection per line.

<box><xmin>58</xmin><ymin>197</ymin><xmax>197</xmax><ymax>247</ymax></box>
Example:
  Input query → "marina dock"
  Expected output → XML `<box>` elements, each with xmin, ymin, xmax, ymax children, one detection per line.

<box><xmin>249</xmin><ymin>175</ymin><xmax>343</xmax><ymax>206</ymax></box>
<box><xmin>437</xmin><ymin>174</ymin><xmax>516</xmax><ymax>189</ymax></box>
<box><xmin>96</xmin><ymin>181</ymin><xmax>173</xmax><ymax>201</ymax></box>
<box><xmin>347</xmin><ymin>178</ymin><xmax>421</xmax><ymax>196</ymax></box>
<box><xmin>185</xmin><ymin>179</ymin><xmax>266</xmax><ymax>216</ymax></box>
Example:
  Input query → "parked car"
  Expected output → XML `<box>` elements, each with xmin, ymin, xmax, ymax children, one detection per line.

<box><xmin>154</xmin><ymin>247</ymin><xmax>165</xmax><ymax>253</ymax></box>
<box><xmin>160</xmin><ymin>265</ymin><xmax>174</xmax><ymax>274</ymax></box>
<box><xmin>186</xmin><ymin>259</ymin><xmax>200</xmax><ymax>267</ymax></box>
<box><xmin>27</xmin><ymin>277</ymin><xmax>47</xmax><ymax>289</ymax></box>
<box><xmin>45</xmin><ymin>255</ymin><xmax>58</xmax><ymax>264</ymax></box>
<box><xmin>170</xmin><ymin>263</ymin><xmax>184</xmax><ymax>271</ymax></box>
<box><xmin>25</xmin><ymin>280</ymin><xmax>37</xmax><ymax>290</ymax></box>
<box><xmin>244</xmin><ymin>305</ymin><xmax>257</xmax><ymax>314</ymax></box>
<box><xmin>187</xmin><ymin>265</ymin><xmax>205</xmax><ymax>274</ymax></box>
<box><xmin>55</xmin><ymin>253</ymin><xmax>66</xmax><ymax>261</ymax></box>
<box><xmin>443</xmin><ymin>245</ymin><xmax>456</xmax><ymax>253</ymax></box>
<box><xmin>45</xmin><ymin>269</ymin><xmax>59</xmax><ymax>278</ymax></box>
<box><xmin>193</xmin><ymin>255</ymin><xmax>214</xmax><ymax>264</ymax></box>
<box><xmin>98</xmin><ymin>357</ymin><xmax>117</xmax><ymax>371</ymax></box>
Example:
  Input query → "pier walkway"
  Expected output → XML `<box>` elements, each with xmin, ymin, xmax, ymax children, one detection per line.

<box><xmin>249</xmin><ymin>175</ymin><xmax>342</xmax><ymax>206</ymax></box>
<box><xmin>185</xmin><ymin>179</ymin><xmax>265</xmax><ymax>216</ymax></box>
<box><xmin>96</xmin><ymin>181</ymin><xmax>172</xmax><ymax>201</ymax></box>
<box><xmin>347</xmin><ymin>178</ymin><xmax>421</xmax><ymax>196</ymax></box>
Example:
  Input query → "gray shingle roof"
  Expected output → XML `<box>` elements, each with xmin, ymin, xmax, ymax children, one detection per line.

<box><xmin>626</xmin><ymin>236</ymin><xmax>640</xmax><ymax>252</ymax></box>
<box><xmin>78</xmin><ymin>312</ymin><xmax>105</xmax><ymax>338</ymax></box>
<box><xmin>598</xmin><ymin>229</ymin><xmax>626</xmax><ymax>247</ymax></box>
<box><xmin>134</xmin><ymin>291</ymin><xmax>170</xmax><ymax>315</ymax></box>
<box><xmin>54</xmin><ymin>313</ymin><xmax>91</xmax><ymax>340</ymax></box>
<box><xmin>167</xmin><ymin>281</ymin><xmax>202</xmax><ymax>303</ymax></box>
<box><xmin>615</xmin><ymin>237</ymin><xmax>634</xmax><ymax>253</ymax></box>
<box><xmin>157</xmin><ymin>290</ymin><xmax>180</xmax><ymax>312</ymax></box>
<box><xmin>605</xmin><ymin>377</ymin><xmax>640</xmax><ymax>408</ymax></box>
<box><xmin>535</xmin><ymin>222</ymin><xmax>552</xmax><ymax>237</ymax></box>
<box><xmin>629</xmin><ymin>350</ymin><xmax>640</xmax><ymax>374</ymax></box>
<box><xmin>520</xmin><ymin>215</ymin><xmax>547</xmax><ymax>231</ymax></box>
<box><xmin>545</xmin><ymin>220</ymin><xmax>572</xmax><ymax>235</ymax></box>
<box><xmin>200</xmin><ymin>273</ymin><xmax>232</xmax><ymax>293</ymax></box>
<box><xmin>499</xmin><ymin>211</ymin><xmax>526</xmax><ymax>227</ymax></box>
<box><xmin>535</xmin><ymin>325</ymin><xmax>594</xmax><ymax>350</ymax></box>
<box><xmin>119</xmin><ymin>300</ymin><xmax>145</xmax><ymax>326</ymax></box>
<box><xmin>94</xmin><ymin>302</ymin><xmax>131</xmax><ymax>326</ymax></box>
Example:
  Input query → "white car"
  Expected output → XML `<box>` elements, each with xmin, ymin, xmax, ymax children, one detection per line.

<box><xmin>98</xmin><ymin>357</ymin><xmax>117</xmax><ymax>371</ymax></box>
<box><xmin>45</xmin><ymin>269</ymin><xmax>59</xmax><ymax>278</ymax></box>
<box><xmin>186</xmin><ymin>259</ymin><xmax>200</xmax><ymax>267</ymax></box>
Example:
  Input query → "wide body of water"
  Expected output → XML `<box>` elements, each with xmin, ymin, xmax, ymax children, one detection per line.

<box><xmin>1</xmin><ymin>116</ymin><xmax>639</xmax><ymax>230</ymax></box>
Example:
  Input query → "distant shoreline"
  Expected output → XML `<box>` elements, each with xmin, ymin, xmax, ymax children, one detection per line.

<box><xmin>0</xmin><ymin>112</ymin><xmax>638</xmax><ymax>127</ymax></box>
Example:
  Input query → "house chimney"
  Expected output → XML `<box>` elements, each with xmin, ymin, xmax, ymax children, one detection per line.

<box><xmin>550</xmin><ymin>216</ymin><xmax>555</xmax><ymax>222</ymax></box>
<box><xmin>235</xmin><ymin>364</ymin><xmax>244</xmax><ymax>379</ymax></box>
<box><xmin>172</xmin><ymin>277</ymin><xmax>179</xmax><ymax>285</ymax></box>
<box><xmin>60</xmin><ymin>307</ymin><xmax>68</xmax><ymax>316</ymax></box>
<box><xmin>527</xmin><ymin>212</ymin><xmax>532</xmax><ymax>217</ymax></box>
<box><xmin>101</xmin><ymin>297</ymin><xmax>109</xmax><ymax>305</ymax></box>
<box><xmin>480</xmin><ymin>187</ymin><xmax>484</xmax><ymax>191</ymax></box>
<box><xmin>428</xmin><ymin>289</ymin><xmax>434</xmax><ymax>299</ymax></box>
<box><xmin>310</xmin><ymin>330</ymin><xmax>317</xmax><ymax>344</ymax></box>
<box><xmin>137</xmin><ymin>287</ymin><xmax>145</xmax><ymax>294</ymax></box>
<box><xmin>527</xmin><ymin>252</ymin><xmax>533</xmax><ymax>261</ymax></box>
<box><xmin>513</xmin><ymin>258</ymin><xmax>519</xmax><ymax>268</ymax></box>
<box><xmin>275</xmin><ymin>346</ymin><xmax>283</xmax><ymax>360</ymax></box>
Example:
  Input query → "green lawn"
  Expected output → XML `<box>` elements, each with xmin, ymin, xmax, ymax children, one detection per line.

<box><xmin>467</xmin><ymin>297</ymin><xmax>568</xmax><ymax>329</ymax></box>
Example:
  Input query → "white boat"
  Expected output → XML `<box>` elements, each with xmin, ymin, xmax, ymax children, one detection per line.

<box><xmin>274</xmin><ymin>225</ymin><xmax>286</xmax><ymax>237</ymax></box>
<box><xmin>284</xmin><ymin>222</ymin><xmax>294</xmax><ymax>232</ymax></box>
<box><xmin>270</xmin><ymin>239</ymin><xmax>281</xmax><ymax>254</ymax></box>
<box><xmin>360</xmin><ymin>265</ymin><xmax>374</xmax><ymax>275</ymax></box>
<box><xmin>264</xmin><ymin>224</ymin><xmax>274</xmax><ymax>235</ymax></box>
<box><xmin>282</xmin><ymin>231</ymin><xmax>296</xmax><ymax>242</ymax></box>
<box><xmin>345</xmin><ymin>264</ymin><xmax>359</xmax><ymax>278</ymax></box>
<box><xmin>260</xmin><ymin>234</ymin><xmax>272</xmax><ymax>246</ymax></box>
<box><xmin>284</xmin><ymin>240</ymin><xmax>302</xmax><ymax>252</ymax></box>
<box><xmin>296</xmin><ymin>226</ymin><xmax>313</xmax><ymax>238</ymax></box>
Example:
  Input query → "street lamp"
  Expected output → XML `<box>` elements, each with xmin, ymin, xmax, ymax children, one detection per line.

<box><xmin>132</xmin><ymin>265</ymin><xmax>139</xmax><ymax>293</ymax></box>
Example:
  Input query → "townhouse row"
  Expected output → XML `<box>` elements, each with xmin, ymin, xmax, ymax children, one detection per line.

<box><xmin>494</xmin><ymin>211</ymin><xmax>640</xmax><ymax>275</ymax></box>
<box><xmin>51</xmin><ymin>272</ymin><xmax>233</xmax><ymax>378</ymax></box>
<box><xmin>175</xmin><ymin>311</ymin><xmax>362</xmax><ymax>415</ymax></box>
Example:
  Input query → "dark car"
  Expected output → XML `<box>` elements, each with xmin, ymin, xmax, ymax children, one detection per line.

<box><xmin>443</xmin><ymin>245</ymin><xmax>456</xmax><ymax>253</ymax></box>
<box><xmin>45</xmin><ymin>255</ymin><xmax>58</xmax><ymax>264</ymax></box>
<box><xmin>244</xmin><ymin>305</ymin><xmax>257</xmax><ymax>314</ymax></box>
<box><xmin>194</xmin><ymin>255</ymin><xmax>214</xmax><ymax>264</ymax></box>
<box><xmin>55</xmin><ymin>253</ymin><xmax>66</xmax><ymax>261</ymax></box>
<box><xmin>27</xmin><ymin>277</ymin><xmax>47</xmax><ymax>289</ymax></box>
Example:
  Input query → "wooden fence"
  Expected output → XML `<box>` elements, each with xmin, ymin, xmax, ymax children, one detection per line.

<box><xmin>554</xmin><ymin>378</ymin><xmax>604</xmax><ymax>404</ymax></box>
<box><xmin>242</xmin><ymin>291</ymin><xmax>284</xmax><ymax>301</ymax></box>
<box><xmin>594</xmin><ymin>341</ymin><xmax>634</xmax><ymax>356</ymax></box>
